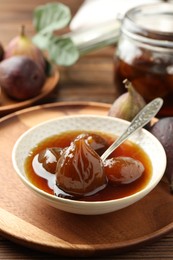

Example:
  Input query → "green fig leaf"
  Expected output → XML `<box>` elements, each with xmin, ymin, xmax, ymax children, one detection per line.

<box><xmin>33</xmin><ymin>3</ymin><xmax>71</xmax><ymax>34</ymax></box>
<box><xmin>48</xmin><ymin>36</ymin><xmax>79</xmax><ymax>66</ymax></box>
<box><xmin>32</xmin><ymin>3</ymin><xmax>79</xmax><ymax>66</ymax></box>
<box><xmin>32</xmin><ymin>33</ymin><xmax>53</xmax><ymax>50</ymax></box>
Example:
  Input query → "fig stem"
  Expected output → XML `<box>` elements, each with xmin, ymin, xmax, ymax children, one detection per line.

<box><xmin>123</xmin><ymin>79</ymin><xmax>131</xmax><ymax>89</ymax></box>
<box><xmin>123</xmin><ymin>79</ymin><xmax>134</xmax><ymax>93</ymax></box>
<box><xmin>123</xmin><ymin>78</ymin><xmax>141</xmax><ymax>99</ymax></box>
<box><xmin>21</xmin><ymin>25</ymin><xmax>25</xmax><ymax>37</ymax></box>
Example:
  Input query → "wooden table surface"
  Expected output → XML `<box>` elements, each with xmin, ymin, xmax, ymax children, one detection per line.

<box><xmin>1</xmin><ymin>0</ymin><xmax>173</xmax><ymax>259</ymax></box>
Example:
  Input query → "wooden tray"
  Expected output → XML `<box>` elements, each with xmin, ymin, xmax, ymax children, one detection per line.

<box><xmin>1</xmin><ymin>101</ymin><xmax>173</xmax><ymax>257</ymax></box>
<box><xmin>0</xmin><ymin>69</ymin><xmax>59</xmax><ymax>117</ymax></box>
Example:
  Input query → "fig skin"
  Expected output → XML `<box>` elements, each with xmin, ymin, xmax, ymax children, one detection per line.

<box><xmin>149</xmin><ymin>117</ymin><xmax>173</xmax><ymax>191</ymax></box>
<box><xmin>56</xmin><ymin>138</ymin><xmax>108</xmax><ymax>197</ymax></box>
<box><xmin>4</xmin><ymin>25</ymin><xmax>46</xmax><ymax>73</ymax></box>
<box><xmin>108</xmin><ymin>79</ymin><xmax>146</xmax><ymax>121</ymax></box>
<box><xmin>0</xmin><ymin>56</ymin><xmax>46</xmax><ymax>100</ymax></box>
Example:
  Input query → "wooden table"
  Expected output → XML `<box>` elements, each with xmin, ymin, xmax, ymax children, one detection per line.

<box><xmin>1</xmin><ymin>0</ymin><xmax>173</xmax><ymax>259</ymax></box>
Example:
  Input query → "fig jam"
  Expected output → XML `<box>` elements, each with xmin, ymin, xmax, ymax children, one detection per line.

<box><xmin>24</xmin><ymin>130</ymin><xmax>152</xmax><ymax>202</ymax></box>
<box><xmin>114</xmin><ymin>57</ymin><xmax>173</xmax><ymax>117</ymax></box>
<box><xmin>114</xmin><ymin>3</ymin><xmax>173</xmax><ymax>116</ymax></box>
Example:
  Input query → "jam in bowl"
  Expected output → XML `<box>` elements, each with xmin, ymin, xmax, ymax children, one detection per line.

<box><xmin>12</xmin><ymin>115</ymin><xmax>166</xmax><ymax>215</ymax></box>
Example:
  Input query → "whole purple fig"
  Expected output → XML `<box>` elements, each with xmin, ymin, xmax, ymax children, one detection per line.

<box><xmin>0</xmin><ymin>56</ymin><xmax>45</xmax><ymax>100</ymax></box>
<box><xmin>4</xmin><ymin>25</ymin><xmax>46</xmax><ymax>73</ymax></box>
<box><xmin>108</xmin><ymin>79</ymin><xmax>146</xmax><ymax>121</ymax></box>
<box><xmin>150</xmin><ymin>117</ymin><xmax>173</xmax><ymax>192</ymax></box>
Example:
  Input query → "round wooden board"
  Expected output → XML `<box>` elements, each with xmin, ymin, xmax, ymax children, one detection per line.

<box><xmin>0</xmin><ymin>101</ymin><xmax>173</xmax><ymax>257</ymax></box>
<box><xmin>0</xmin><ymin>68</ymin><xmax>59</xmax><ymax>117</ymax></box>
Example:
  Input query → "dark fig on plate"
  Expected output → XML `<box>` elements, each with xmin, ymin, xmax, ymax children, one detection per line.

<box><xmin>0</xmin><ymin>56</ymin><xmax>46</xmax><ymax>100</ymax></box>
<box><xmin>4</xmin><ymin>25</ymin><xmax>46</xmax><ymax>73</ymax></box>
<box><xmin>149</xmin><ymin>117</ymin><xmax>173</xmax><ymax>192</ymax></box>
<box><xmin>104</xmin><ymin>156</ymin><xmax>144</xmax><ymax>185</ymax></box>
<box><xmin>108</xmin><ymin>79</ymin><xmax>146</xmax><ymax>121</ymax></box>
<box><xmin>56</xmin><ymin>138</ymin><xmax>108</xmax><ymax>197</ymax></box>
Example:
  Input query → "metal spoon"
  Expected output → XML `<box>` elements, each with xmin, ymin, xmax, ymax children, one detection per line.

<box><xmin>101</xmin><ymin>98</ymin><xmax>163</xmax><ymax>161</ymax></box>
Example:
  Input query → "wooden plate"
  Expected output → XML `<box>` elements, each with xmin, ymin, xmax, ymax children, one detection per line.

<box><xmin>0</xmin><ymin>68</ymin><xmax>59</xmax><ymax>117</ymax></box>
<box><xmin>0</xmin><ymin>101</ymin><xmax>173</xmax><ymax>257</ymax></box>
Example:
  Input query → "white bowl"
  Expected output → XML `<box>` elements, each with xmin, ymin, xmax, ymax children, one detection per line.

<box><xmin>12</xmin><ymin>115</ymin><xmax>166</xmax><ymax>215</ymax></box>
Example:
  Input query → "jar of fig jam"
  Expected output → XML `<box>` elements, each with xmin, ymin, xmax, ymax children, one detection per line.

<box><xmin>114</xmin><ymin>3</ymin><xmax>173</xmax><ymax>116</ymax></box>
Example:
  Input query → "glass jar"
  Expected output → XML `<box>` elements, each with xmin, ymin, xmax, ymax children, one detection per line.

<box><xmin>114</xmin><ymin>3</ymin><xmax>173</xmax><ymax>116</ymax></box>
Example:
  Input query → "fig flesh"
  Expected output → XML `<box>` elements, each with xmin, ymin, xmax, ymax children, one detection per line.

<box><xmin>0</xmin><ymin>56</ymin><xmax>46</xmax><ymax>100</ymax></box>
<box><xmin>56</xmin><ymin>138</ymin><xmax>108</xmax><ymax>197</ymax></box>
<box><xmin>104</xmin><ymin>156</ymin><xmax>144</xmax><ymax>185</ymax></box>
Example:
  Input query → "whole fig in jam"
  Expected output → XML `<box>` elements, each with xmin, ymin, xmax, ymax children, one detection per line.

<box><xmin>104</xmin><ymin>156</ymin><xmax>144</xmax><ymax>185</ymax></box>
<box><xmin>0</xmin><ymin>56</ymin><xmax>45</xmax><ymax>100</ymax></box>
<box><xmin>56</xmin><ymin>138</ymin><xmax>107</xmax><ymax>197</ymax></box>
<box><xmin>38</xmin><ymin>147</ymin><xmax>63</xmax><ymax>174</ymax></box>
<box><xmin>74</xmin><ymin>133</ymin><xmax>108</xmax><ymax>156</ymax></box>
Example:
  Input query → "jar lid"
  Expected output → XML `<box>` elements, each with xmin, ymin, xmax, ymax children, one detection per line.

<box><xmin>123</xmin><ymin>3</ymin><xmax>173</xmax><ymax>42</ymax></box>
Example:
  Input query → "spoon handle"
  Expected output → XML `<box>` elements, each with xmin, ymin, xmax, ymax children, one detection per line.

<box><xmin>101</xmin><ymin>97</ymin><xmax>163</xmax><ymax>161</ymax></box>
